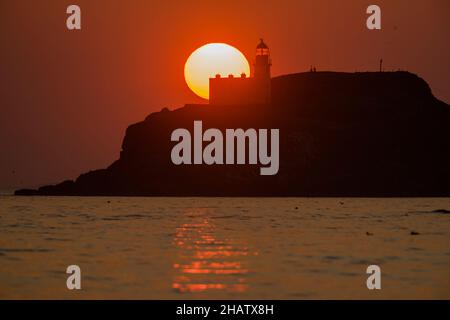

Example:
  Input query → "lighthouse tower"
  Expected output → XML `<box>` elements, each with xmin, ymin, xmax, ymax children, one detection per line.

<box><xmin>253</xmin><ymin>39</ymin><xmax>272</xmax><ymax>104</ymax></box>
<box><xmin>254</xmin><ymin>39</ymin><xmax>271</xmax><ymax>79</ymax></box>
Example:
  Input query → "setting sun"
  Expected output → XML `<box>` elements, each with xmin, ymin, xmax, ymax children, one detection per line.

<box><xmin>184</xmin><ymin>43</ymin><xmax>250</xmax><ymax>100</ymax></box>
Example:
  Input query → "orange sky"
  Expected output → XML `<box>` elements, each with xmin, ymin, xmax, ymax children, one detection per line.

<box><xmin>1</xmin><ymin>0</ymin><xmax>449</xmax><ymax>190</ymax></box>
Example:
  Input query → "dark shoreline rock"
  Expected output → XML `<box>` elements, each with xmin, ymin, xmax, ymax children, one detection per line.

<box><xmin>432</xmin><ymin>209</ymin><xmax>450</xmax><ymax>214</ymax></box>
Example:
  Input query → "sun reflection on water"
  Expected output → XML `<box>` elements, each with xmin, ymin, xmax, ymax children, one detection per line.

<box><xmin>172</xmin><ymin>210</ymin><xmax>254</xmax><ymax>294</ymax></box>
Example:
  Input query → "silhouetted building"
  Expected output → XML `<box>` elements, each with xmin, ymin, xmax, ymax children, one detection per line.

<box><xmin>209</xmin><ymin>39</ymin><xmax>272</xmax><ymax>105</ymax></box>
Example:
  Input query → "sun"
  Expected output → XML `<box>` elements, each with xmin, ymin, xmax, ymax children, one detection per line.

<box><xmin>184</xmin><ymin>43</ymin><xmax>251</xmax><ymax>100</ymax></box>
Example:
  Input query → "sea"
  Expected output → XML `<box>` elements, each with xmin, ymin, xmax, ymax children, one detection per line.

<box><xmin>0</xmin><ymin>196</ymin><xmax>449</xmax><ymax>299</ymax></box>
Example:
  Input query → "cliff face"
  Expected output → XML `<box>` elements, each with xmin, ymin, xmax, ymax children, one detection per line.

<box><xmin>16</xmin><ymin>72</ymin><xmax>450</xmax><ymax>196</ymax></box>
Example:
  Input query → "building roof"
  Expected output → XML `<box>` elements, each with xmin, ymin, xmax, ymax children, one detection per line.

<box><xmin>257</xmin><ymin>39</ymin><xmax>268</xmax><ymax>49</ymax></box>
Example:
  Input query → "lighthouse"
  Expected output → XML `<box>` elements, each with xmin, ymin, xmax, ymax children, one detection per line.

<box><xmin>209</xmin><ymin>39</ymin><xmax>272</xmax><ymax>105</ymax></box>
<box><xmin>253</xmin><ymin>39</ymin><xmax>272</xmax><ymax>104</ymax></box>
<box><xmin>254</xmin><ymin>39</ymin><xmax>271</xmax><ymax>79</ymax></box>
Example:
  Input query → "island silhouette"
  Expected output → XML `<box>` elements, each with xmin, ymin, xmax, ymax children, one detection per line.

<box><xmin>16</xmin><ymin>71</ymin><xmax>450</xmax><ymax>196</ymax></box>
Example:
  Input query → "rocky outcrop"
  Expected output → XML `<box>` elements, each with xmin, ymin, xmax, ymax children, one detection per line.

<box><xmin>16</xmin><ymin>72</ymin><xmax>450</xmax><ymax>196</ymax></box>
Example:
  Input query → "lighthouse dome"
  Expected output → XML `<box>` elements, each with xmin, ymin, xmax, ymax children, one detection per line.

<box><xmin>256</xmin><ymin>39</ymin><xmax>270</xmax><ymax>56</ymax></box>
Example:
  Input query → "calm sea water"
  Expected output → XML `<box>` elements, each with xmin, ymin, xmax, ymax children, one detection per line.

<box><xmin>0</xmin><ymin>196</ymin><xmax>449</xmax><ymax>299</ymax></box>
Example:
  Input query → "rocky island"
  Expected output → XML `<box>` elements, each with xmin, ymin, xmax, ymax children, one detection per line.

<box><xmin>16</xmin><ymin>71</ymin><xmax>450</xmax><ymax>196</ymax></box>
